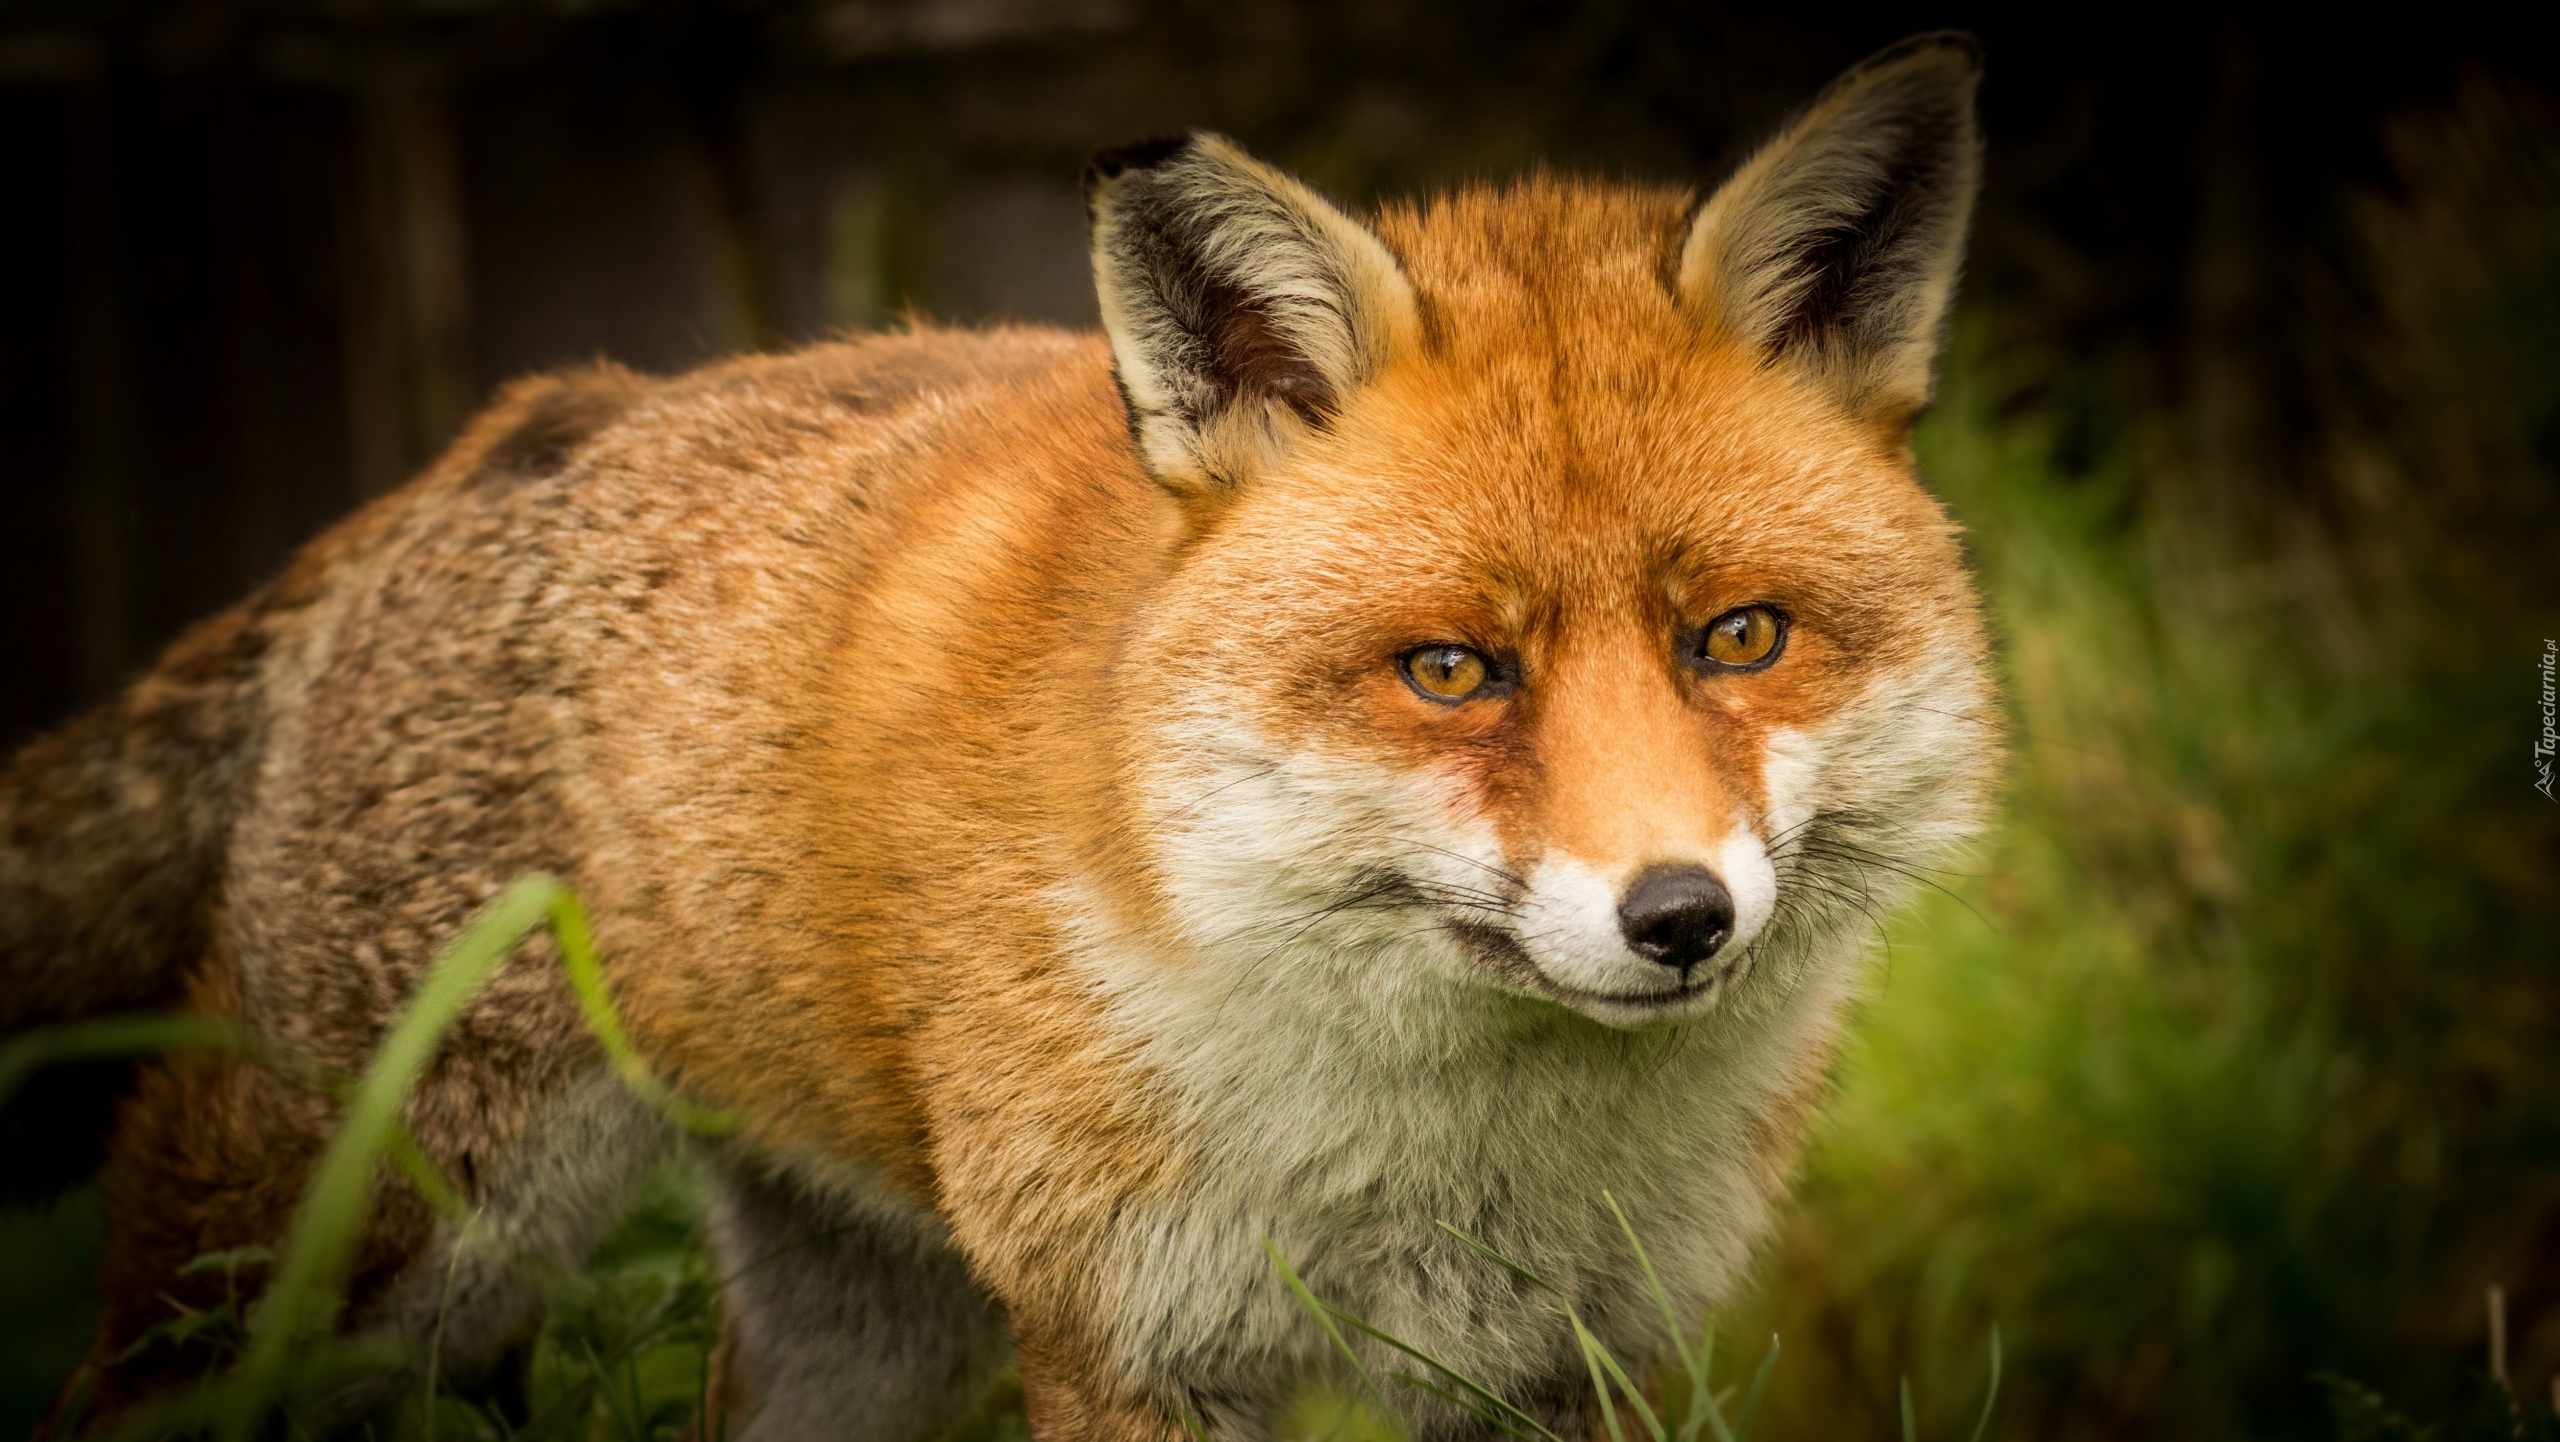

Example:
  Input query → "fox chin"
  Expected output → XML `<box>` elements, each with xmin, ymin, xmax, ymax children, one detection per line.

<box><xmin>0</xmin><ymin>31</ymin><xmax>1998</xmax><ymax>1442</ymax></box>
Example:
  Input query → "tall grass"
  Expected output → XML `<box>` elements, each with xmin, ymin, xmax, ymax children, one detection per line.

<box><xmin>0</xmin><ymin>875</ymin><xmax>732</xmax><ymax>1442</ymax></box>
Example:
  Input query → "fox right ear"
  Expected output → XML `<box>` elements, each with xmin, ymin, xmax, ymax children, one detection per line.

<box><xmin>1085</xmin><ymin>133</ymin><xmax>1418</xmax><ymax>498</ymax></box>
<box><xmin>1679</xmin><ymin>33</ymin><xmax>1985</xmax><ymax>432</ymax></box>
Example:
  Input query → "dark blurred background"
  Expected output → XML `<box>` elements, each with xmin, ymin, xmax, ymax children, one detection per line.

<box><xmin>0</xmin><ymin>0</ymin><xmax>2539</xmax><ymax>754</ymax></box>
<box><xmin>2</xmin><ymin>2</ymin><xmax>2555</xmax><ymax>1439</ymax></box>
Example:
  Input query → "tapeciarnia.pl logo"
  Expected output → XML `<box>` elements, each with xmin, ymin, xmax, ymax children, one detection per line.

<box><xmin>2538</xmin><ymin>639</ymin><xmax>2557</xmax><ymax>801</ymax></box>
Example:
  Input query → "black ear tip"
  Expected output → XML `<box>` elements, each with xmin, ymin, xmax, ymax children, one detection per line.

<box><xmin>1084</xmin><ymin>134</ymin><xmax>1198</xmax><ymax>191</ymax></box>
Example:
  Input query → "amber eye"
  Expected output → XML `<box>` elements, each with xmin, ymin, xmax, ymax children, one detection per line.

<box><xmin>1697</xmin><ymin>605</ymin><xmax>1786</xmax><ymax>670</ymax></box>
<box><xmin>1402</xmin><ymin>645</ymin><xmax>1493</xmax><ymax>702</ymax></box>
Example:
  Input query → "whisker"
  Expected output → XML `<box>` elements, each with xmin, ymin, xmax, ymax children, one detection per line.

<box><xmin>1786</xmin><ymin>841</ymin><xmax>1992</xmax><ymax>929</ymax></box>
<box><xmin>1793</xmin><ymin>840</ymin><xmax>1987</xmax><ymax>900</ymax></box>
<box><xmin>1792</xmin><ymin>836</ymin><xmax>1985</xmax><ymax>882</ymax></box>
<box><xmin>1401</xmin><ymin>881</ymin><xmax>1523</xmax><ymax>915</ymax></box>
<box><xmin>1154</xmin><ymin>760</ymin><xmax>1285</xmax><ymax>824</ymax></box>
<box><xmin>1403</xmin><ymin>840</ymin><xmax>1530</xmax><ymax>892</ymax></box>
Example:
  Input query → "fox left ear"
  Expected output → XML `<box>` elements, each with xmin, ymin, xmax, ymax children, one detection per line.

<box><xmin>1679</xmin><ymin>33</ymin><xmax>1985</xmax><ymax>430</ymax></box>
<box><xmin>1085</xmin><ymin>133</ymin><xmax>1419</xmax><ymax>497</ymax></box>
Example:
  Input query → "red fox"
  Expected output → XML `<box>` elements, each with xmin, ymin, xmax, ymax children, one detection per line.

<box><xmin>0</xmin><ymin>32</ymin><xmax>1994</xmax><ymax>1439</ymax></box>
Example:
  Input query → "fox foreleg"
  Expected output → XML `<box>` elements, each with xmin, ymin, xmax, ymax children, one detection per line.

<box><xmin>709</xmin><ymin>1162</ymin><xmax>1008</xmax><ymax>1442</ymax></box>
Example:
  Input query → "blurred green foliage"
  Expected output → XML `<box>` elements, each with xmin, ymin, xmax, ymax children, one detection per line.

<box><xmin>1734</xmin><ymin>74</ymin><xmax>2560</xmax><ymax>1442</ymax></box>
<box><xmin>0</xmin><ymin>1190</ymin><xmax>103</xmax><ymax>1431</ymax></box>
<box><xmin>456</xmin><ymin>1159</ymin><xmax>725</xmax><ymax>1442</ymax></box>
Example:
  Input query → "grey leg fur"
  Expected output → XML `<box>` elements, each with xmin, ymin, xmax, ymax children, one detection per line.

<box><xmin>310</xmin><ymin>1073</ymin><xmax>674</xmax><ymax>1429</ymax></box>
<box><xmin>396</xmin><ymin>1073</ymin><xmax>675</xmax><ymax>1373</ymax></box>
<box><xmin>714</xmin><ymin>1162</ymin><xmax>1009</xmax><ymax>1442</ymax></box>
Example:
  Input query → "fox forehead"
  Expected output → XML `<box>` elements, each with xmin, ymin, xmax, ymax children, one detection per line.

<box><xmin>1166</xmin><ymin>180</ymin><xmax>1969</xmax><ymax>676</ymax></box>
<box><xmin>1376</xmin><ymin>176</ymin><xmax>1702</xmax><ymax>333</ymax></box>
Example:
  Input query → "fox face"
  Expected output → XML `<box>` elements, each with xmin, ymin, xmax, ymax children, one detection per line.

<box><xmin>1088</xmin><ymin>37</ymin><xmax>1993</xmax><ymax>1033</ymax></box>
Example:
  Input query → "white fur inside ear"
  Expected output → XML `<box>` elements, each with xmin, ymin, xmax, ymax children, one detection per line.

<box><xmin>1087</xmin><ymin>134</ymin><xmax>1418</xmax><ymax>493</ymax></box>
<box><xmin>1678</xmin><ymin>37</ymin><xmax>1982</xmax><ymax>421</ymax></box>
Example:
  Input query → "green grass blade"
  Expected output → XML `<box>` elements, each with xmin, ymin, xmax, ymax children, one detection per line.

<box><xmin>1578</xmin><ymin>1321</ymin><xmax>1630</xmax><ymax>1442</ymax></box>
<box><xmin>1901</xmin><ymin>1377</ymin><xmax>1918</xmax><ymax>1442</ymax></box>
<box><xmin>1387</xmin><ymin>1370</ymin><xmax>1517</xmax><ymax>1431</ymax></box>
<box><xmin>1732</xmin><ymin>1335</ymin><xmax>1779</xmax><ymax>1442</ymax></box>
<box><xmin>694</xmin><ymin>1330</ymin><xmax>716</xmax><ymax>1442</ymax></box>
<box><xmin>546</xmin><ymin>886</ymin><xmax>736</xmax><ymax>1136</ymax></box>
<box><xmin>1680</xmin><ymin>1330</ymin><xmax>1729</xmax><ymax>1442</ymax></box>
<box><xmin>1433</xmin><ymin>1220</ymin><xmax>1558</xmax><ymax>1294</ymax></box>
<box><xmin>1967</xmin><ymin>1326</ymin><xmax>2003</xmax><ymax>1442</ymax></box>
<box><xmin>1572</xmin><ymin>1305</ymin><xmax>1666</xmax><ymax>1442</ymax></box>
<box><xmin>1679</xmin><ymin>1393</ymin><xmax>1728</xmax><ymax>1442</ymax></box>
<box><xmin>382</xmin><ymin>1123</ymin><xmax>471</xmax><ymax>1222</ymax></box>
<box><xmin>624</xmin><ymin>1345</ymin><xmax>651</xmax><ymax>1442</ymax></box>
<box><xmin>1604</xmin><ymin>1190</ymin><xmax>1700</xmax><ymax>1385</ymax></box>
<box><xmin>1264</xmin><ymin>1238</ymin><xmax>1388</xmax><ymax>1405</ymax></box>
<box><xmin>0</xmin><ymin>1007</ymin><xmax>476</xmax><ymax>1229</ymax></box>
<box><xmin>0</xmin><ymin>1013</ymin><xmax>257</xmax><ymax>1107</ymax></box>
<box><xmin>422</xmin><ymin>1218</ymin><xmax>472</xmax><ymax>1442</ymax></box>
<box><xmin>1323</xmin><ymin>1309</ymin><xmax>1562</xmax><ymax>1441</ymax></box>
<box><xmin>226</xmin><ymin>873</ymin><xmax>565</xmax><ymax>1440</ymax></box>
<box><xmin>581</xmin><ymin>1338</ymin><xmax>640</xmax><ymax>1442</ymax></box>
<box><xmin>177</xmin><ymin>1246</ymin><xmax>278</xmax><ymax>1277</ymax></box>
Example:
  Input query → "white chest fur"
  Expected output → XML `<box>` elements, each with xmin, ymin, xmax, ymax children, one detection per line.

<box><xmin>1070</xmin><ymin>905</ymin><xmax>1864</xmax><ymax>1425</ymax></box>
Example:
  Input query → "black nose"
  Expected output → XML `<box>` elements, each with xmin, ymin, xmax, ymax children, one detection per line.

<box><xmin>1618</xmin><ymin>865</ymin><xmax>1735</xmax><ymax>971</ymax></box>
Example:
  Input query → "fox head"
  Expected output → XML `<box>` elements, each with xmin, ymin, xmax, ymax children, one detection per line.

<box><xmin>1085</xmin><ymin>35</ymin><xmax>1997</xmax><ymax>1031</ymax></box>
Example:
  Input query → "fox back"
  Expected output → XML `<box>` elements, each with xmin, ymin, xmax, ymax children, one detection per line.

<box><xmin>0</xmin><ymin>34</ymin><xmax>1996</xmax><ymax>1441</ymax></box>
